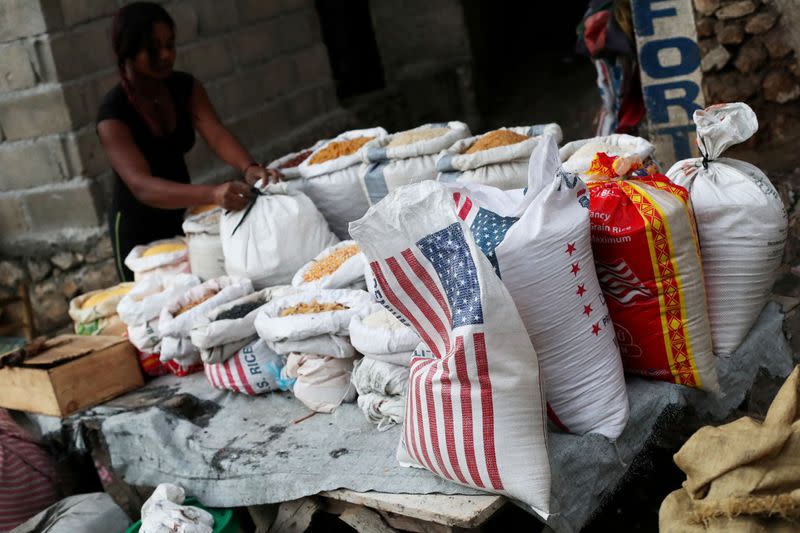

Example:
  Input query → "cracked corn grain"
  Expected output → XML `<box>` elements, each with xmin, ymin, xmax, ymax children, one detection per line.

<box><xmin>280</xmin><ymin>300</ymin><xmax>348</xmax><ymax>316</ymax></box>
<box><xmin>142</xmin><ymin>242</ymin><xmax>187</xmax><ymax>257</ymax></box>
<box><xmin>309</xmin><ymin>137</ymin><xmax>375</xmax><ymax>165</ymax></box>
<box><xmin>303</xmin><ymin>245</ymin><xmax>361</xmax><ymax>282</ymax></box>
<box><xmin>464</xmin><ymin>130</ymin><xmax>529</xmax><ymax>154</ymax></box>
<box><xmin>386</xmin><ymin>127</ymin><xmax>450</xmax><ymax>147</ymax></box>
<box><xmin>176</xmin><ymin>291</ymin><xmax>217</xmax><ymax>316</ymax></box>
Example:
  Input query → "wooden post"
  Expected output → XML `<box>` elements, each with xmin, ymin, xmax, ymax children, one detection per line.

<box><xmin>632</xmin><ymin>0</ymin><xmax>705</xmax><ymax>168</ymax></box>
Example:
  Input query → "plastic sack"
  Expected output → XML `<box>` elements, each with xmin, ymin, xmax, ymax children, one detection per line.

<box><xmin>291</xmin><ymin>240</ymin><xmax>366</xmax><ymax>290</ymax></box>
<box><xmin>124</xmin><ymin>237</ymin><xmax>191</xmax><ymax>280</ymax></box>
<box><xmin>559</xmin><ymin>133</ymin><xmax>655</xmax><ymax>179</ymax></box>
<box><xmin>182</xmin><ymin>207</ymin><xmax>225</xmax><ymax>281</ymax></box>
<box><xmin>11</xmin><ymin>493</ymin><xmax>131</xmax><ymax>533</ymax></box>
<box><xmin>266</xmin><ymin>139</ymin><xmax>328</xmax><ymax>181</ymax></box>
<box><xmin>298</xmin><ymin>127</ymin><xmax>388</xmax><ymax>238</ymax></box>
<box><xmin>357</xmin><ymin>393</ymin><xmax>405</xmax><ymax>431</ymax></box>
<box><xmin>117</xmin><ymin>274</ymin><xmax>200</xmax><ymax>326</ymax></box>
<box><xmin>203</xmin><ymin>338</ymin><xmax>287</xmax><ymax>395</ymax></box>
<box><xmin>220</xmin><ymin>182</ymin><xmax>338</xmax><ymax>289</ymax></box>
<box><xmin>68</xmin><ymin>283</ymin><xmax>134</xmax><ymax>336</ymax></box>
<box><xmin>352</xmin><ymin>357</ymin><xmax>408</xmax><ymax>397</ymax></box>
<box><xmin>586</xmin><ymin>154</ymin><xmax>718</xmax><ymax>391</ymax></box>
<box><xmin>666</xmin><ymin>103</ymin><xmax>788</xmax><ymax>356</ymax></box>
<box><xmin>448</xmin><ymin>135</ymin><xmax>629</xmax><ymax>439</ymax></box>
<box><xmin>159</xmin><ymin>276</ymin><xmax>253</xmax><ymax>368</ymax></box>
<box><xmin>349</xmin><ymin>304</ymin><xmax>420</xmax><ymax>367</ymax></box>
<box><xmin>436</xmin><ymin>124</ymin><xmax>562</xmax><ymax>190</ymax></box>
<box><xmin>282</xmin><ymin>353</ymin><xmax>357</xmax><ymax>413</ymax></box>
<box><xmin>350</xmin><ymin>179</ymin><xmax>550</xmax><ymax>517</ymax></box>
<box><xmin>360</xmin><ymin>122</ymin><xmax>471</xmax><ymax>205</ymax></box>
<box><xmin>139</xmin><ymin>483</ymin><xmax>213</xmax><ymax>533</ymax></box>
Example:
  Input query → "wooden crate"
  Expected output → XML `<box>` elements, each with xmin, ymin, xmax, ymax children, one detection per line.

<box><xmin>0</xmin><ymin>335</ymin><xmax>144</xmax><ymax>417</ymax></box>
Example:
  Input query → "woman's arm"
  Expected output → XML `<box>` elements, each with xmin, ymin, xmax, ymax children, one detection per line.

<box><xmin>189</xmin><ymin>79</ymin><xmax>281</xmax><ymax>186</ymax></box>
<box><xmin>97</xmin><ymin>119</ymin><xmax>254</xmax><ymax>211</ymax></box>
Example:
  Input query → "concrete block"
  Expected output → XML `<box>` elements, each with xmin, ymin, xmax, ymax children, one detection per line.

<box><xmin>292</xmin><ymin>43</ymin><xmax>332</xmax><ymax>86</ymax></box>
<box><xmin>58</xmin><ymin>0</ymin><xmax>117</xmax><ymax>27</ymax></box>
<box><xmin>69</xmin><ymin>127</ymin><xmax>109</xmax><ymax>178</ymax></box>
<box><xmin>226</xmin><ymin>100</ymin><xmax>290</xmax><ymax>149</ymax></box>
<box><xmin>0</xmin><ymin>0</ymin><xmax>48</xmax><ymax>43</ymax></box>
<box><xmin>277</xmin><ymin>11</ymin><xmax>314</xmax><ymax>53</ymax></box>
<box><xmin>0</xmin><ymin>137</ymin><xmax>70</xmax><ymax>191</ymax></box>
<box><xmin>230</xmin><ymin>20</ymin><xmax>281</xmax><ymax>67</ymax></box>
<box><xmin>235</xmin><ymin>0</ymin><xmax>283</xmax><ymax>22</ymax></box>
<box><xmin>194</xmin><ymin>0</ymin><xmax>239</xmax><ymax>36</ymax></box>
<box><xmin>185</xmin><ymin>139</ymin><xmax>215</xmax><ymax>177</ymax></box>
<box><xmin>206</xmin><ymin>72</ymin><xmax>262</xmax><ymax>118</ymax></box>
<box><xmin>0</xmin><ymin>42</ymin><xmax>37</xmax><ymax>92</ymax></box>
<box><xmin>0</xmin><ymin>195</ymin><xmax>30</xmax><ymax>235</ymax></box>
<box><xmin>30</xmin><ymin>36</ymin><xmax>59</xmax><ymax>84</ymax></box>
<box><xmin>281</xmin><ymin>0</ymin><xmax>313</xmax><ymax>12</ymax></box>
<box><xmin>24</xmin><ymin>179</ymin><xmax>102</xmax><ymax>231</ymax></box>
<box><xmin>176</xmin><ymin>37</ymin><xmax>234</xmax><ymax>82</ymax></box>
<box><xmin>48</xmin><ymin>21</ymin><xmax>114</xmax><ymax>81</ymax></box>
<box><xmin>0</xmin><ymin>85</ymin><xmax>73</xmax><ymax>140</ymax></box>
<box><xmin>285</xmin><ymin>85</ymin><xmax>323</xmax><ymax>126</ymax></box>
<box><xmin>253</xmin><ymin>55</ymin><xmax>295</xmax><ymax>101</ymax></box>
<box><xmin>166</xmin><ymin>2</ymin><xmax>199</xmax><ymax>44</ymax></box>
<box><xmin>62</xmin><ymin>71</ymin><xmax>118</xmax><ymax>129</ymax></box>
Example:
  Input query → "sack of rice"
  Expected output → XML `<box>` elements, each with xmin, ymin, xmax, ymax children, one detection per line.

<box><xmin>281</xmin><ymin>353</ymin><xmax>357</xmax><ymax>413</ymax></box>
<box><xmin>298</xmin><ymin>127</ymin><xmax>388</xmax><ymax>238</ymax></box>
<box><xmin>560</xmin><ymin>133</ymin><xmax>655</xmax><ymax>179</ymax></box>
<box><xmin>266</xmin><ymin>140</ymin><xmax>328</xmax><ymax>181</ymax></box>
<box><xmin>221</xmin><ymin>181</ymin><xmax>338</xmax><ymax>289</ymax></box>
<box><xmin>190</xmin><ymin>286</ymin><xmax>297</xmax><ymax>364</ymax></box>
<box><xmin>348</xmin><ymin>304</ymin><xmax>420</xmax><ymax>367</ymax></box>
<box><xmin>204</xmin><ymin>338</ymin><xmax>289</xmax><ymax>395</ymax></box>
<box><xmin>436</xmin><ymin>124</ymin><xmax>562</xmax><ymax>190</ymax></box>
<box><xmin>159</xmin><ymin>276</ymin><xmax>253</xmax><ymax>370</ymax></box>
<box><xmin>666</xmin><ymin>103</ymin><xmax>788</xmax><ymax>356</ymax></box>
<box><xmin>124</xmin><ymin>238</ymin><xmax>191</xmax><ymax>280</ymax></box>
<box><xmin>447</xmin><ymin>135</ymin><xmax>629</xmax><ymax>439</ymax></box>
<box><xmin>586</xmin><ymin>152</ymin><xmax>718</xmax><ymax>391</ymax></box>
<box><xmin>254</xmin><ymin>288</ymin><xmax>373</xmax><ymax>358</ymax></box>
<box><xmin>360</xmin><ymin>122</ymin><xmax>470</xmax><ymax>205</ymax></box>
<box><xmin>352</xmin><ymin>357</ymin><xmax>408</xmax><ymax>430</ymax></box>
<box><xmin>69</xmin><ymin>283</ymin><xmax>135</xmax><ymax>336</ymax></box>
<box><xmin>291</xmin><ymin>241</ymin><xmax>366</xmax><ymax>290</ymax></box>
<box><xmin>182</xmin><ymin>207</ymin><xmax>224</xmax><ymax>281</ymax></box>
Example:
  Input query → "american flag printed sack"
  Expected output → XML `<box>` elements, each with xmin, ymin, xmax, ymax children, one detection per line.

<box><xmin>204</xmin><ymin>338</ymin><xmax>286</xmax><ymax>395</ymax></box>
<box><xmin>586</xmin><ymin>153</ymin><xmax>718</xmax><ymax>391</ymax></box>
<box><xmin>349</xmin><ymin>180</ymin><xmax>551</xmax><ymax>517</ymax></box>
<box><xmin>447</xmin><ymin>136</ymin><xmax>629</xmax><ymax>439</ymax></box>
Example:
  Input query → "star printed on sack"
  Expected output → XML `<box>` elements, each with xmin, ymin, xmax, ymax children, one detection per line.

<box><xmin>570</xmin><ymin>262</ymin><xmax>581</xmax><ymax>277</ymax></box>
<box><xmin>576</xmin><ymin>284</ymin><xmax>587</xmax><ymax>297</ymax></box>
<box><xmin>583</xmin><ymin>304</ymin><xmax>593</xmax><ymax>317</ymax></box>
<box><xmin>566</xmin><ymin>242</ymin><xmax>576</xmax><ymax>256</ymax></box>
<box><xmin>469</xmin><ymin>207</ymin><xmax>518</xmax><ymax>278</ymax></box>
<box><xmin>592</xmin><ymin>322</ymin><xmax>602</xmax><ymax>336</ymax></box>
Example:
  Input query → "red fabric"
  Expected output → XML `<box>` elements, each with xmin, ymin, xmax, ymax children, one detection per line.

<box><xmin>0</xmin><ymin>410</ymin><xmax>59</xmax><ymax>530</ymax></box>
<box><xmin>584</xmin><ymin>10</ymin><xmax>611</xmax><ymax>58</ymax></box>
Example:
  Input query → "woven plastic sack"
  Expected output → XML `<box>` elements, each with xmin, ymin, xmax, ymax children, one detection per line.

<box><xmin>182</xmin><ymin>208</ymin><xmax>225</xmax><ymax>281</ymax></box>
<box><xmin>448</xmin><ymin>135</ymin><xmax>629</xmax><ymax>438</ymax></box>
<box><xmin>349</xmin><ymin>304</ymin><xmax>420</xmax><ymax>367</ymax></box>
<box><xmin>666</xmin><ymin>103</ymin><xmax>788</xmax><ymax>356</ymax></box>
<box><xmin>298</xmin><ymin>127</ymin><xmax>388</xmax><ymax>238</ymax></box>
<box><xmin>360</xmin><ymin>122</ymin><xmax>470</xmax><ymax>205</ymax></box>
<box><xmin>204</xmin><ymin>339</ymin><xmax>287</xmax><ymax>395</ymax></box>
<box><xmin>560</xmin><ymin>133</ymin><xmax>655</xmax><ymax>179</ymax></box>
<box><xmin>436</xmin><ymin>124</ymin><xmax>562</xmax><ymax>190</ymax></box>
<box><xmin>350</xmin><ymin>179</ymin><xmax>550</xmax><ymax>517</ymax></box>
<box><xmin>266</xmin><ymin>140</ymin><xmax>327</xmax><ymax>181</ymax></box>
<box><xmin>291</xmin><ymin>240</ymin><xmax>366</xmax><ymax>290</ymax></box>
<box><xmin>220</xmin><ymin>182</ymin><xmax>338</xmax><ymax>289</ymax></box>
<box><xmin>69</xmin><ymin>283</ymin><xmax>134</xmax><ymax>336</ymax></box>
<box><xmin>586</xmin><ymin>154</ymin><xmax>718</xmax><ymax>391</ymax></box>
<box><xmin>282</xmin><ymin>353</ymin><xmax>357</xmax><ymax>413</ymax></box>
<box><xmin>124</xmin><ymin>237</ymin><xmax>190</xmax><ymax>280</ymax></box>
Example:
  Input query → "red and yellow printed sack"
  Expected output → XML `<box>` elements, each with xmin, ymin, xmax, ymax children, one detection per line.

<box><xmin>586</xmin><ymin>154</ymin><xmax>717</xmax><ymax>391</ymax></box>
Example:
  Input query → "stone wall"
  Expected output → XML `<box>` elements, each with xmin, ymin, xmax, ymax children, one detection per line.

<box><xmin>696</xmin><ymin>0</ymin><xmax>800</xmax><ymax>144</ymax></box>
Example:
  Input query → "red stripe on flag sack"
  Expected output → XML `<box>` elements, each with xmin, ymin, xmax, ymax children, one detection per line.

<box><xmin>401</xmin><ymin>249</ymin><xmax>452</xmax><ymax>325</ymax></box>
<box><xmin>204</xmin><ymin>365</ymin><xmax>215</xmax><ymax>388</ymax></box>
<box><xmin>453</xmin><ymin>192</ymin><xmax>461</xmax><ymax>206</ymax></box>
<box><xmin>439</xmin><ymin>355</ymin><xmax>468</xmax><ymax>485</ymax></box>
<box><xmin>424</xmin><ymin>361</ymin><xmax>452</xmax><ymax>481</ymax></box>
<box><xmin>413</xmin><ymin>364</ymin><xmax>437</xmax><ymax>474</ymax></box>
<box><xmin>224</xmin><ymin>363</ymin><xmax>241</xmax><ymax>393</ymax></box>
<box><xmin>371</xmin><ymin>262</ymin><xmax>441</xmax><ymax>358</ymax></box>
<box><xmin>386</xmin><ymin>256</ymin><xmax>451</xmax><ymax>355</ymax></box>
<box><xmin>406</xmin><ymin>358</ymin><xmax>430</xmax><ymax>468</ymax></box>
<box><xmin>233</xmin><ymin>354</ymin><xmax>257</xmax><ymax>395</ymax></box>
<box><xmin>458</xmin><ymin>197</ymin><xmax>473</xmax><ymax>221</ymax></box>
<box><xmin>454</xmin><ymin>336</ymin><xmax>484</xmax><ymax>488</ymax></box>
<box><xmin>215</xmin><ymin>364</ymin><xmax>227</xmax><ymax>390</ymax></box>
<box><xmin>546</xmin><ymin>403</ymin><xmax>570</xmax><ymax>432</ymax></box>
<box><xmin>473</xmin><ymin>332</ymin><xmax>504</xmax><ymax>490</ymax></box>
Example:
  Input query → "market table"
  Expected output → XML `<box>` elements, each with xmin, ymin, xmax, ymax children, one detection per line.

<box><xmin>22</xmin><ymin>302</ymin><xmax>795</xmax><ymax>532</ymax></box>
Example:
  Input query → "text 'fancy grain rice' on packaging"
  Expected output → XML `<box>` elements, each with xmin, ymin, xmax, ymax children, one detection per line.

<box><xmin>586</xmin><ymin>153</ymin><xmax>718</xmax><ymax>392</ymax></box>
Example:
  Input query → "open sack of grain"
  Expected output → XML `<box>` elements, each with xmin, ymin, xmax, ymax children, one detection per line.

<box><xmin>360</xmin><ymin>122</ymin><xmax>470</xmax><ymax>205</ymax></box>
<box><xmin>124</xmin><ymin>238</ymin><xmax>190</xmax><ymax>280</ymax></box>
<box><xmin>351</xmin><ymin>357</ymin><xmax>408</xmax><ymax>431</ymax></box>
<box><xmin>291</xmin><ymin>240</ymin><xmax>366</xmax><ymax>290</ymax></box>
<box><xmin>666</xmin><ymin>103</ymin><xmax>787</xmax><ymax>357</ymax></box>
<box><xmin>447</xmin><ymin>135</ymin><xmax>629</xmax><ymax>439</ymax></box>
<box><xmin>298</xmin><ymin>127</ymin><xmax>387</xmax><ymax>238</ymax></box>
<box><xmin>560</xmin><ymin>133</ymin><xmax>656</xmax><ymax>179</ymax></box>
<box><xmin>348</xmin><ymin>304</ymin><xmax>420</xmax><ymax>367</ymax></box>
<box><xmin>266</xmin><ymin>140</ymin><xmax>327</xmax><ymax>181</ymax></box>
<box><xmin>436</xmin><ymin>123</ymin><xmax>562</xmax><ymax>190</ymax></box>
<box><xmin>159</xmin><ymin>276</ymin><xmax>253</xmax><ymax>372</ymax></box>
<box><xmin>220</xmin><ymin>181</ymin><xmax>338</xmax><ymax>289</ymax></box>
<box><xmin>182</xmin><ymin>207</ymin><xmax>224</xmax><ymax>281</ymax></box>
<box><xmin>69</xmin><ymin>283</ymin><xmax>134</xmax><ymax>336</ymax></box>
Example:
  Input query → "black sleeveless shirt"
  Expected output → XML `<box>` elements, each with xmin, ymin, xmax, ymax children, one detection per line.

<box><xmin>96</xmin><ymin>71</ymin><xmax>196</xmax><ymax>246</ymax></box>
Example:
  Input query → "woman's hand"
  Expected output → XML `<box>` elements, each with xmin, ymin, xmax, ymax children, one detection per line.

<box><xmin>244</xmin><ymin>164</ymin><xmax>282</xmax><ymax>187</ymax></box>
<box><xmin>212</xmin><ymin>181</ymin><xmax>254</xmax><ymax>211</ymax></box>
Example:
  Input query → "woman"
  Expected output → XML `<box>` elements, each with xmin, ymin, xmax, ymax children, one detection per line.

<box><xmin>97</xmin><ymin>2</ymin><xmax>281</xmax><ymax>281</ymax></box>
